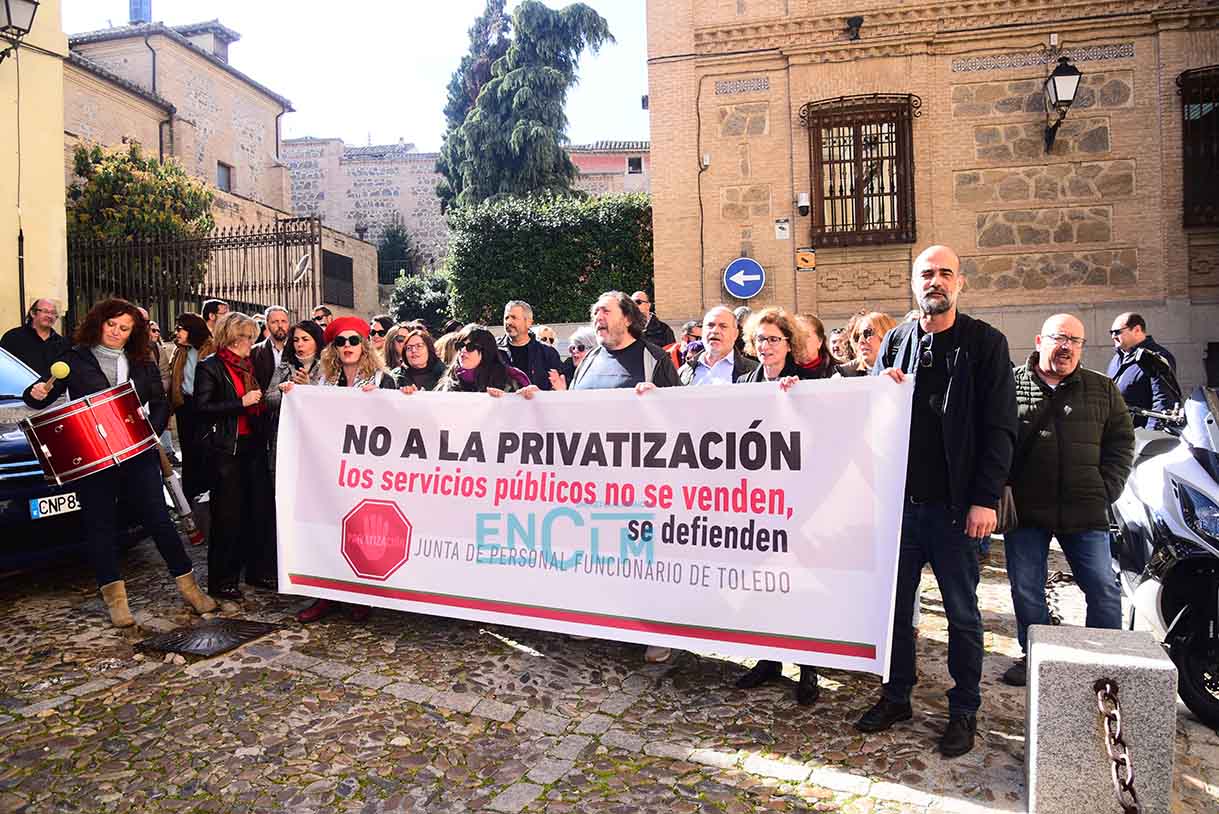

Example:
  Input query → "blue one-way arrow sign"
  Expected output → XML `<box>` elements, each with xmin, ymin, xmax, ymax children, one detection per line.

<box><xmin>722</xmin><ymin>257</ymin><xmax>766</xmax><ymax>300</ymax></box>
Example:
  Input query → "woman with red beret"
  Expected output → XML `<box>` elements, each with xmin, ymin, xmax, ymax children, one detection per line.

<box><xmin>286</xmin><ymin>316</ymin><xmax>397</xmax><ymax>624</ymax></box>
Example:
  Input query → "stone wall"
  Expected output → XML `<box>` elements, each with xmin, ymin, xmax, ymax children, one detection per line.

<box><xmin>63</xmin><ymin>62</ymin><xmax>165</xmax><ymax>178</ymax></box>
<box><xmin>645</xmin><ymin>0</ymin><xmax>1219</xmax><ymax>388</ymax></box>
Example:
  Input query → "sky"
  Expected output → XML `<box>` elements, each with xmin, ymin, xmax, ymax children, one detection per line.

<box><xmin>61</xmin><ymin>0</ymin><xmax>650</xmax><ymax>152</ymax></box>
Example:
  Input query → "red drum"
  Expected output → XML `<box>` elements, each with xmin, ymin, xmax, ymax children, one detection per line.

<box><xmin>20</xmin><ymin>381</ymin><xmax>158</xmax><ymax>485</ymax></box>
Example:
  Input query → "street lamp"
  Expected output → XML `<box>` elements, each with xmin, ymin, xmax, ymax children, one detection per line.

<box><xmin>1044</xmin><ymin>55</ymin><xmax>1082</xmax><ymax>152</ymax></box>
<box><xmin>0</xmin><ymin>0</ymin><xmax>40</xmax><ymax>63</ymax></box>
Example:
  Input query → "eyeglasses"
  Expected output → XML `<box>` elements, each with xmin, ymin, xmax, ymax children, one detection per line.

<box><xmin>1109</xmin><ymin>326</ymin><xmax>1130</xmax><ymax>337</ymax></box>
<box><xmin>540</xmin><ymin>337</ymin><xmax>555</xmax><ymax>344</ymax></box>
<box><xmin>313</xmin><ymin>315</ymin><xmax>327</xmax><ymax>323</ymax></box>
<box><xmin>405</xmin><ymin>342</ymin><xmax>426</xmax><ymax>352</ymax></box>
<box><xmin>1043</xmin><ymin>333</ymin><xmax>1085</xmax><ymax>348</ymax></box>
<box><xmin>34</xmin><ymin>308</ymin><xmax>59</xmax><ymax>316</ymax></box>
<box><xmin>149</xmin><ymin>327</ymin><xmax>161</xmax><ymax>333</ymax></box>
<box><xmin>853</xmin><ymin>327</ymin><xmax>877</xmax><ymax>342</ymax></box>
<box><xmin>633</xmin><ymin>298</ymin><xmax>650</xmax><ymax>305</ymax></box>
<box><xmin>393</xmin><ymin>335</ymin><xmax>408</xmax><ymax>344</ymax></box>
<box><xmin>330</xmin><ymin>335</ymin><xmax>363</xmax><ymax>348</ymax></box>
<box><xmin>755</xmin><ymin>335</ymin><xmax>787</xmax><ymax>346</ymax></box>
<box><xmin>369</xmin><ymin>329</ymin><xmax>387</xmax><ymax>338</ymax></box>
<box><xmin>456</xmin><ymin>342</ymin><xmax>481</xmax><ymax>353</ymax></box>
<box><xmin>569</xmin><ymin>343</ymin><xmax>586</xmax><ymax>353</ymax></box>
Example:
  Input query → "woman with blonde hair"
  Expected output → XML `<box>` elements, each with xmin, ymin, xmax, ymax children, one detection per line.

<box><xmin>434</xmin><ymin>331</ymin><xmax>461</xmax><ymax>366</ymax></box>
<box><xmin>836</xmin><ymin>311</ymin><xmax>898</xmax><ymax>377</ymax></box>
<box><xmin>194</xmin><ymin>311</ymin><xmax>274</xmax><ymax>599</ymax></box>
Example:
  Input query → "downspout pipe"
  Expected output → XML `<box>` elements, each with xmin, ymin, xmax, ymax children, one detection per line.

<box><xmin>143</xmin><ymin>33</ymin><xmax>157</xmax><ymax>93</ymax></box>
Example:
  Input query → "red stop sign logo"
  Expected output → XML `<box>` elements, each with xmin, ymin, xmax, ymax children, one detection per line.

<box><xmin>341</xmin><ymin>499</ymin><xmax>412</xmax><ymax>581</ymax></box>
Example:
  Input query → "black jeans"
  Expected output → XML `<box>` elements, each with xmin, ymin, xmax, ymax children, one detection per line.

<box><xmin>207</xmin><ymin>436</ymin><xmax>273</xmax><ymax>591</ymax></box>
<box><xmin>883</xmin><ymin>500</ymin><xmax>984</xmax><ymax>716</ymax></box>
<box><xmin>75</xmin><ymin>448</ymin><xmax>193</xmax><ymax>587</ymax></box>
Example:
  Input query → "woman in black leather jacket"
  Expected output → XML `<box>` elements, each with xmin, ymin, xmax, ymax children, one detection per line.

<box><xmin>22</xmin><ymin>298</ymin><xmax>216</xmax><ymax>627</ymax></box>
<box><xmin>194</xmin><ymin>312</ymin><xmax>274</xmax><ymax>600</ymax></box>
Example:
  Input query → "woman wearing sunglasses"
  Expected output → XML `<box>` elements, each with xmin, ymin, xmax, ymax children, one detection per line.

<box><xmin>435</xmin><ymin>325</ymin><xmax>534</xmax><ymax>396</ymax></box>
<box><xmin>835</xmin><ymin>312</ymin><xmax>897</xmax><ymax>377</ymax></box>
<box><xmin>394</xmin><ymin>327</ymin><xmax>447</xmax><ymax>392</ymax></box>
<box><xmin>288</xmin><ymin>316</ymin><xmax>396</xmax><ymax>624</ymax></box>
<box><xmin>557</xmin><ymin>326</ymin><xmax>596</xmax><ymax>387</ymax></box>
<box><xmin>368</xmin><ymin>314</ymin><xmax>394</xmax><ymax>357</ymax></box>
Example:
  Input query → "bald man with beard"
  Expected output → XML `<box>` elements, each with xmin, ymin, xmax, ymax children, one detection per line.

<box><xmin>854</xmin><ymin>244</ymin><xmax>1017</xmax><ymax>758</ymax></box>
<box><xmin>999</xmin><ymin>313</ymin><xmax>1134</xmax><ymax>687</ymax></box>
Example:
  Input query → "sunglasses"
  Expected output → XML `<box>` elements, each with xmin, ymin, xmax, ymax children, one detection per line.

<box><xmin>540</xmin><ymin>337</ymin><xmax>555</xmax><ymax>344</ymax></box>
<box><xmin>313</xmin><ymin>316</ymin><xmax>327</xmax><ymax>323</ymax></box>
<box><xmin>569</xmin><ymin>343</ymin><xmax>586</xmax><ymax>353</ymax></box>
<box><xmin>854</xmin><ymin>327</ymin><xmax>877</xmax><ymax>342</ymax></box>
<box><xmin>331</xmin><ymin>335</ymin><xmax>363</xmax><ymax>348</ymax></box>
<box><xmin>456</xmin><ymin>341</ymin><xmax>481</xmax><ymax>353</ymax></box>
<box><xmin>919</xmin><ymin>334</ymin><xmax>934</xmax><ymax>368</ymax></box>
<box><xmin>1109</xmin><ymin>326</ymin><xmax>1129</xmax><ymax>337</ymax></box>
<box><xmin>633</xmin><ymin>298</ymin><xmax>649</xmax><ymax>305</ymax></box>
<box><xmin>393</xmin><ymin>335</ymin><xmax>408</xmax><ymax>344</ymax></box>
<box><xmin>369</xmin><ymin>329</ymin><xmax>388</xmax><ymax>338</ymax></box>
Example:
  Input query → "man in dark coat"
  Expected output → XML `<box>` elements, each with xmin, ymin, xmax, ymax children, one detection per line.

<box><xmin>631</xmin><ymin>290</ymin><xmax>676</xmax><ymax>347</ymax></box>
<box><xmin>678</xmin><ymin>305</ymin><xmax>757</xmax><ymax>385</ymax></box>
<box><xmin>1</xmin><ymin>298</ymin><xmax>68</xmax><ymax>378</ymax></box>
<box><xmin>1106</xmin><ymin>312</ymin><xmax>1177</xmax><ymax>429</ymax></box>
<box><xmin>854</xmin><ymin>245</ymin><xmax>1017</xmax><ymax>759</ymax></box>
<box><xmin>252</xmin><ymin>306</ymin><xmax>290</xmax><ymax>390</ymax></box>
<box><xmin>496</xmin><ymin>300</ymin><xmax>562</xmax><ymax>390</ymax></box>
<box><xmin>1000</xmin><ymin>313</ymin><xmax>1134</xmax><ymax>687</ymax></box>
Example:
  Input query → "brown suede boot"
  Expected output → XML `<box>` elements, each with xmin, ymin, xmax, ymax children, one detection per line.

<box><xmin>100</xmin><ymin>580</ymin><xmax>135</xmax><ymax>628</ymax></box>
<box><xmin>176</xmin><ymin>571</ymin><xmax>218</xmax><ymax>614</ymax></box>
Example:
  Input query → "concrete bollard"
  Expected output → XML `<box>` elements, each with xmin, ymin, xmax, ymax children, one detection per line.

<box><xmin>1025</xmin><ymin>624</ymin><xmax>1178</xmax><ymax>814</ymax></box>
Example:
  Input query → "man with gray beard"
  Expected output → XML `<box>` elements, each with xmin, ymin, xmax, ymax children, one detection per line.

<box><xmin>854</xmin><ymin>245</ymin><xmax>1017</xmax><ymax>758</ymax></box>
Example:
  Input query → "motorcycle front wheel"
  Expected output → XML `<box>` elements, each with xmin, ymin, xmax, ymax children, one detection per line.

<box><xmin>1170</xmin><ymin>635</ymin><xmax>1219</xmax><ymax>728</ymax></box>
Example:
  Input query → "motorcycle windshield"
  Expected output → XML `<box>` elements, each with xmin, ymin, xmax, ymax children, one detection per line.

<box><xmin>1183</xmin><ymin>386</ymin><xmax>1219</xmax><ymax>484</ymax></box>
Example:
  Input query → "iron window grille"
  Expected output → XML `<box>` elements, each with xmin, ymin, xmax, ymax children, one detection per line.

<box><xmin>1179</xmin><ymin>66</ymin><xmax>1219</xmax><ymax>227</ymax></box>
<box><xmin>799</xmin><ymin>94</ymin><xmax>920</xmax><ymax>248</ymax></box>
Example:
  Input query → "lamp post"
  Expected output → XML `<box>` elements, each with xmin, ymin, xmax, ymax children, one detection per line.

<box><xmin>0</xmin><ymin>0</ymin><xmax>40</xmax><ymax>62</ymax></box>
<box><xmin>1044</xmin><ymin>55</ymin><xmax>1082</xmax><ymax>152</ymax></box>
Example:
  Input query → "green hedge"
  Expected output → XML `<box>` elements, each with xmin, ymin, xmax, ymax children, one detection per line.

<box><xmin>446</xmin><ymin>192</ymin><xmax>653</xmax><ymax>324</ymax></box>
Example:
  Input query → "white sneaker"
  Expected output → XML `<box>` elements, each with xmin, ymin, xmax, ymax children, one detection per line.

<box><xmin>644</xmin><ymin>645</ymin><xmax>671</xmax><ymax>663</ymax></box>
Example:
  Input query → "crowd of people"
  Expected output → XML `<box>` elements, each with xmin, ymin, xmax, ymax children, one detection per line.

<box><xmin>2</xmin><ymin>243</ymin><xmax>1181</xmax><ymax>759</ymax></box>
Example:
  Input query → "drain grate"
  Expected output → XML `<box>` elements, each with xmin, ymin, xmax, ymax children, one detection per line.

<box><xmin>137</xmin><ymin>619</ymin><xmax>284</xmax><ymax>658</ymax></box>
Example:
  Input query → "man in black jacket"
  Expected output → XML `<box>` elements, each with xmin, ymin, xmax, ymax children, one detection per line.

<box><xmin>854</xmin><ymin>244</ymin><xmax>1017</xmax><ymax>758</ymax></box>
<box><xmin>496</xmin><ymin>300</ymin><xmax>562</xmax><ymax>390</ymax></box>
<box><xmin>632</xmin><ymin>290</ymin><xmax>676</xmax><ymax>347</ymax></box>
<box><xmin>252</xmin><ymin>306</ymin><xmax>291</xmax><ymax>390</ymax></box>
<box><xmin>1106</xmin><ymin>312</ymin><xmax>1177</xmax><ymax>429</ymax></box>
<box><xmin>1</xmin><ymin>298</ymin><xmax>68</xmax><ymax>378</ymax></box>
<box><xmin>1001</xmin><ymin>314</ymin><xmax>1134</xmax><ymax>687</ymax></box>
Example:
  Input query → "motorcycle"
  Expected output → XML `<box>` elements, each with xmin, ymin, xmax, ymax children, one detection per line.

<box><xmin>1111</xmin><ymin>349</ymin><xmax>1219</xmax><ymax>726</ymax></box>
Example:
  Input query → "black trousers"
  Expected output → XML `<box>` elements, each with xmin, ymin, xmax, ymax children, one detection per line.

<box><xmin>175</xmin><ymin>398</ymin><xmax>208</xmax><ymax>501</ymax></box>
<box><xmin>75</xmin><ymin>448</ymin><xmax>193</xmax><ymax>587</ymax></box>
<box><xmin>206</xmin><ymin>436</ymin><xmax>274</xmax><ymax>590</ymax></box>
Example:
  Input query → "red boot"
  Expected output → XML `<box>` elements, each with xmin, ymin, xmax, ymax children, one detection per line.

<box><xmin>296</xmin><ymin>598</ymin><xmax>337</xmax><ymax>624</ymax></box>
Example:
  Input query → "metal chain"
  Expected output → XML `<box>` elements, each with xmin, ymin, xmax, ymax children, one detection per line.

<box><xmin>1046</xmin><ymin>570</ymin><xmax>1075</xmax><ymax>625</ymax></box>
<box><xmin>1094</xmin><ymin>679</ymin><xmax>1141</xmax><ymax>814</ymax></box>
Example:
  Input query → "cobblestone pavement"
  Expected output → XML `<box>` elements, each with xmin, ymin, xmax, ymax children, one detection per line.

<box><xmin>1</xmin><ymin>538</ymin><xmax>1216</xmax><ymax>814</ymax></box>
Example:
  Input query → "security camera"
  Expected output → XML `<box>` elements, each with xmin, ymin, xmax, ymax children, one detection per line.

<box><xmin>797</xmin><ymin>192</ymin><xmax>810</xmax><ymax>217</ymax></box>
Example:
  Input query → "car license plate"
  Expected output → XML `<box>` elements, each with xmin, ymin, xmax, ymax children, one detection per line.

<box><xmin>30</xmin><ymin>493</ymin><xmax>80</xmax><ymax>519</ymax></box>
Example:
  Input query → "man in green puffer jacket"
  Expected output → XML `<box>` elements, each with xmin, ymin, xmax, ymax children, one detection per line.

<box><xmin>1001</xmin><ymin>313</ymin><xmax>1134</xmax><ymax>686</ymax></box>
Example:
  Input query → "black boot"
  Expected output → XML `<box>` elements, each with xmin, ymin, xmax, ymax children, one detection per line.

<box><xmin>854</xmin><ymin>696</ymin><xmax>913</xmax><ymax>732</ymax></box>
<box><xmin>796</xmin><ymin>665</ymin><xmax>820</xmax><ymax>706</ymax></box>
<box><xmin>735</xmin><ymin>660</ymin><xmax>782</xmax><ymax>689</ymax></box>
<box><xmin>938</xmin><ymin>713</ymin><xmax>977</xmax><ymax>757</ymax></box>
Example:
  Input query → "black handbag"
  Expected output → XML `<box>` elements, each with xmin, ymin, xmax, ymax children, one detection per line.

<box><xmin>997</xmin><ymin>385</ymin><xmax>1066</xmax><ymax>534</ymax></box>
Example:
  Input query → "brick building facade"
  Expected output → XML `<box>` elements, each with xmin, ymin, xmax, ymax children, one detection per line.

<box><xmin>646</xmin><ymin>0</ymin><xmax>1219</xmax><ymax>387</ymax></box>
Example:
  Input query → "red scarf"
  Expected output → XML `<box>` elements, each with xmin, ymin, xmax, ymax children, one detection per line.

<box><xmin>218</xmin><ymin>347</ymin><xmax>266</xmax><ymax>418</ymax></box>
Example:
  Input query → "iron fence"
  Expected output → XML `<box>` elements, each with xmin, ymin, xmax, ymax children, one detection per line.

<box><xmin>66</xmin><ymin>217</ymin><xmax>322</xmax><ymax>333</ymax></box>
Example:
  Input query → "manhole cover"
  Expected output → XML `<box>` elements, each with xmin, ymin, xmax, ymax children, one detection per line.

<box><xmin>137</xmin><ymin>619</ymin><xmax>284</xmax><ymax>658</ymax></box>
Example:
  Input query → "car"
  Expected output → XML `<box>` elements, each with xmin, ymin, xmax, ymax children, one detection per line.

<box><xmin>0</xmin><ymin>347</ymin><xmax>95</xmax><ymax>570</ymax></box>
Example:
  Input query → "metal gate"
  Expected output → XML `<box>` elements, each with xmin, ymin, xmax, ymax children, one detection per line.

<box><xmin>65</xmin><ymin>217</ymin><xmax>322</xmax><ymax>332</ymax></box>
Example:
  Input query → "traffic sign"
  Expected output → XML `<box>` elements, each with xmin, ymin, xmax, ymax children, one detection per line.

<box><xmin>722</xmin><ymin>258</ymin><xmax>766</xmax><ymax>300</ymax></box>
<box><xmin>341</xmin><ymin>499</ymin><xmax>413</xmax><ymax>581</ymax></box>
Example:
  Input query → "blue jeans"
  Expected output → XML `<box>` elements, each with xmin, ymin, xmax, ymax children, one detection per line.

<box><xmin>1005</xmin><ymin>527</ymin><xmax>1121</xmax><ymax>653</ymax></box>
<box><xmin>883</xmin><ymin>501</ymin><xmax>984</xmax><ymax>716</ymax></box>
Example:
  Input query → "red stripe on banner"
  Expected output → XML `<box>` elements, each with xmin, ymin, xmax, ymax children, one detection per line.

<box><xmin>289</xmin><ymin>574</ymin><xmax>876</xmax><ymax>659</ymax></box>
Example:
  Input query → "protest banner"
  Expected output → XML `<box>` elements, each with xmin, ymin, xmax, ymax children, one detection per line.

<box><xmin>276</xmin><ymin>378</ymin><xmax>913</xmax><ymax>678</ymax></box>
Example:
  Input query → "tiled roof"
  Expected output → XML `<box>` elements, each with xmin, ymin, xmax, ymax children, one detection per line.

<box><xmin>67</xmin><ymin>52</ymin><xmax>176</xmax><ymax>113</ymax></box>
<box><xmin>172</xmin><ymin>20</ymin><xmax>241</xmax><ymax>44</ymax></box>
<box><xmin>567</xmin><ymin>140</ymin><xmax>650</xmax><ymax>153</ymax></box>
<box><xmin>69</xmin><ymin>22</ymin><xmax>293</xmax><ymax>111</ymax></box>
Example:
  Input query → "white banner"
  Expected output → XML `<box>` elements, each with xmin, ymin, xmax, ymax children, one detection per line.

<box><xmin>277</xmin><ymin>378</ymin><xmax>912</xmax><ymax>678</ymax></box>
